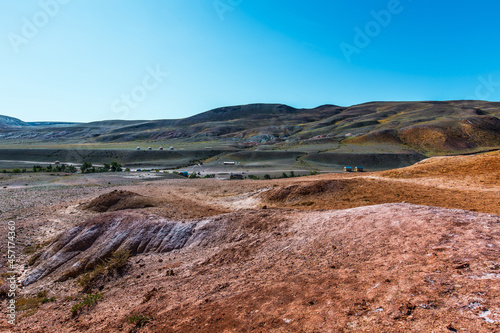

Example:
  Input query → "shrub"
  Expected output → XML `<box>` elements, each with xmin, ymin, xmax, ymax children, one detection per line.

<box><xmin>12</xmin><ymin>169</ymin><xmax>21</xmax><ymax>174</ymax></box>
<box><xmin>248</xmin><ymin>175</ymin><xmax>259</xmax><ymax>180</ymax></box>
<box><xmin>41</xmin><ymin>297</ymin><xmax>56</xmax><ymax>304</ymax></box>
<box><xmin>309</xmin><ymin>170</ymin><xmax>319</xmax><ymax>175</ymax></box>
<box><xmin>281</xmin><ymin>172</ymin><xmax>288</xmax><ymax>178</ymax></box>
<box><xmin>127</xmin><ymin>314</ymin><xmax>151</xmax><ymax>327</ymax></box>
<box><xmin>71</xmin><ymin>293</ymin><xmax>102</xmax><ymax>317</ymax></box>
<box><xmin>106</xmin><ymin>249</ymin><xmax>130</xmax><ymax>271</ymax></box>
<box><xmin>76</xmin><ymin>250</ymin><xmax>130</xmax><ymax>291</ymax></box>
<box><xmin>264</xmin><ymin>174</ymin><xmax>271</xmax><ymax>179</ymax></box>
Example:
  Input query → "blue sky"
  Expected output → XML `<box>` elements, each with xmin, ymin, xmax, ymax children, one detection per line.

<box><xmin>1</xmin><ymin>0</ymin><xmax>500</xmax><ymax>122</ymax></box>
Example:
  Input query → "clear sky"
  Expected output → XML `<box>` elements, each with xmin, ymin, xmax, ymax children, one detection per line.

<box><xmin>1</xmin><ymin>0</ymin><xmax>500</xmax><ymax>122</ymax></box>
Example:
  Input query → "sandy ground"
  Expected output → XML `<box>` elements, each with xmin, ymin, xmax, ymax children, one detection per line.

<box><xmin>0</xmin><ymin>151</ymin><xmax>499</xmax><ymax>332</ymax></box>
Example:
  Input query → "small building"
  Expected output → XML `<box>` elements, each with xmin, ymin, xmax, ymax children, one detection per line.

<box><xmin>136</xmin><ymin>147</ymin><xmax>141</xmax><ymax>150</ymax></box>
<box><xmin>355</xmin><ymin>166</ymin><xmax>364</xmax><ymax>172</ymax></box>
<box><xmin>343</xmin><ymin>166</ymin><xmax>353</xmax><ymax>172</ymax></box>
<box><xmin>159</xmin><ymin>147</ymin><xmax>164</xmax><ymax>151</ymax></box>
<box><xmin>223</xmin><ymin>161</ymin><xmax>236</xmax><ymax>166</ymax></box>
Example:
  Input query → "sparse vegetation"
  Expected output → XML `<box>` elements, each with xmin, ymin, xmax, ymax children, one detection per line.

<box><xmin>15</xmin><ymin>290</ymin><xmax>54</xmax><ymax>314</ymax></box>
<box><xmin>127</xmin><ymin>314</ymin><xmax>151</xmax><ymax>327</ymax></box>
<box><xmin>41</xmin><ymin>296</ymin><xmax>56</xmax><ymax>304</ymax></box>
<box><xmin>33</xmin><ymin>164</ymin><xmax>77</xmax><ymax>173</ymax></box>
<box><xmin>76</xmin><ymin>249</ymin><xmax>131</xmax><ymax>291</ymax></box>
<box><xmin>81</xmin><ymin>161</ymin><xmax>123</xmax><ymax>173</ymax></box>
<box><xmin>71</xmin><ymin>293</ymin><xmax>102</xmax><ymax>317</ymax></box>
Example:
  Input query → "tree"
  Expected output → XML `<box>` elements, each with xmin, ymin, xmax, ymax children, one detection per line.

<box><xmin>289</xmin><ymin>171</ymin><xmax>295</xmax><ymax>177</ymax></box>
<box><xmin>281</xmin><ymin>172</ymin><xmax>288</xmax><ymax>178</ymax></box>
<box><xmin>110</xmin><ymin>162</ymin><xmax>122</xmax><ymax>172</ymax></box>
<box><xmin>264</xmin><ymin>174</ymin><xmax>271</xmax><ymax>180</ymax></box>
<box><xmin>81</xmin><ymin>162</ymin><xmax>92</xmax><ymax>173</ymax></box>
<box><xmin>67</xmin><ymin>165</ymin><xmax>77</xmax><ymax>173</ymax></box>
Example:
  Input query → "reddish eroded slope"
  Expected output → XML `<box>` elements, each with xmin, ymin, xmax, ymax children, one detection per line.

<box><xmin>381</xmin><ymin>150</ymin><xmax>500</xmax><ymax>185</ymax></box>
<box><xmin>261</xmin><ymin>150</ymin><xmax>500</xmax><ymax>215</ymax></box>
<box><xmin>6</xmin><ymin>204</ymin><xmax>500</xmax><ymax>332</ymax></box>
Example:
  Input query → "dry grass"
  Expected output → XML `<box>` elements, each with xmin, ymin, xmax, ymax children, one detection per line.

<box><xmin>76</xmin><ymin>249</ymin><xmax>131</xmax><ymax>291</ymax></box>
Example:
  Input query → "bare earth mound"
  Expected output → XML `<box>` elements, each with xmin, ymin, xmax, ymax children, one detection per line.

<box><xmin>10</xmin><ymin>204</ymin><xmax>500</xmax><ymax>332</ymax></box>
<box><xmin>261</xmin><ymin>177</ymin><xmax>500</xmax><ymax>215</ymax></box>
<box><xmin>82</xmin><ymin>190</ymin><xmax>158</xmax><ymax>212</ymax></box>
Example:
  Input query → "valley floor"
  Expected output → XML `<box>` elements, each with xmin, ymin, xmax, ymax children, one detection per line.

<box><xmin>0</xmin><ymin>151</ymin><xmax>499</xmax><ymax>332</ymax></box>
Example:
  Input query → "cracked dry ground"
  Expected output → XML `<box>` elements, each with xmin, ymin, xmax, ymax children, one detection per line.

<box><xmin>1</xmin><ymin>151</ymin><xmax>500</xmax><ymax>332</ymax></box>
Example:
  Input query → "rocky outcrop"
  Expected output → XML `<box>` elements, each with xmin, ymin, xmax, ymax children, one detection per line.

<box><xmin>23</xmin><ymin>212</ymin><xmax>196</xmax><ymax>285</ymax></box>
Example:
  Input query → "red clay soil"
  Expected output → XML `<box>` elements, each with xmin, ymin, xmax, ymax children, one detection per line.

<box><xmin>381</xmin><ymin>150</ymin><xmax>500</xmax><ymax>185</ymax></box>
<box><xmin>82</xmin><ymin>190</ymin><xmax>158</xmax><ymax>212</ymax></box>
<box><xmin>5</xmin><ymin>204</ymin><xmax>500</xmax><ymax>332</ymax></box>
<box><xmin>261</xmin><ymin>177</ymin><xmax>500</xmax><ymax>215</ymax></box>
<box><xmin>2</xmin><ymin>151</ymin><xmax>500</xmax><ymax>332</ymax></box>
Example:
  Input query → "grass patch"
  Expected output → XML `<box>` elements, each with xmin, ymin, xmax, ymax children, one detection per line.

<box><xmin>22</xmin><ymin>245</ymin><xmax>39</xmax><ymax>255</ymax></box>
<box><xmin>41</xmin><ymin>296</ymin><xmax>56</xmax><ymax>304</ymax></box>
<box><xmin>127</xmin><ymin>314</ymin><xmax>151</xmax><ymax>327</ymax></box>
<box><xmin>27</xmin><ymin>251</ymin><xmax>43</xmax><ymax>266</ymax></box>
<box><xmin>71</xmin><ymin>293</ymin><xmax>102</xmax><ymax>317</ymax></box>
<box><xmin>21</xmin><ymin>308</ymin><xmax>39</xmax><ymax>318</ymax></box>
<box><xmin>16</xmin><ymin>291</ymin><xmax>53</xmax><ymax>312</ymax></box>
<box><xmin>76</xmin><ymin>249</ymin><xmax>131</xmax><ymax>291</ymax></box>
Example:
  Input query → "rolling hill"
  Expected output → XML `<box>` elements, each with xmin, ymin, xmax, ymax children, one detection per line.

<box><xmin>2</xmin><ymin>100</ymin><xmax>500</xmax><ymax>155</ymax></box>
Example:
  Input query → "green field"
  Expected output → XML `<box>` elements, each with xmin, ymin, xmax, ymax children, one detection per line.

<box><xmin>0</xmin><ymin>147</ymin><xmax>427</xmax><ymax>172</ymax></box>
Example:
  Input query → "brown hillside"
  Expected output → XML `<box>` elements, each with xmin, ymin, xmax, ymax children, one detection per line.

<box><xmin>381</xmin><ymin>150</ymin><xmax>500</xmax><ymax>184</ymax></box>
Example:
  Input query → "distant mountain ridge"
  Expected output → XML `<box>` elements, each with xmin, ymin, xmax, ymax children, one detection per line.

<box><xmin>0</xmin><ymin>115</ymin><xmax>29</xmax><ymax>128</ymax></box>
<box><xmin>0</xmin><ymin>115</ymin><xmax>79</xmax><ymax>128</ymax></box>
<box><xmin>2</xmin><ymin>101</ymin><xmax>500</xmax><ymax>155</ymax></box>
